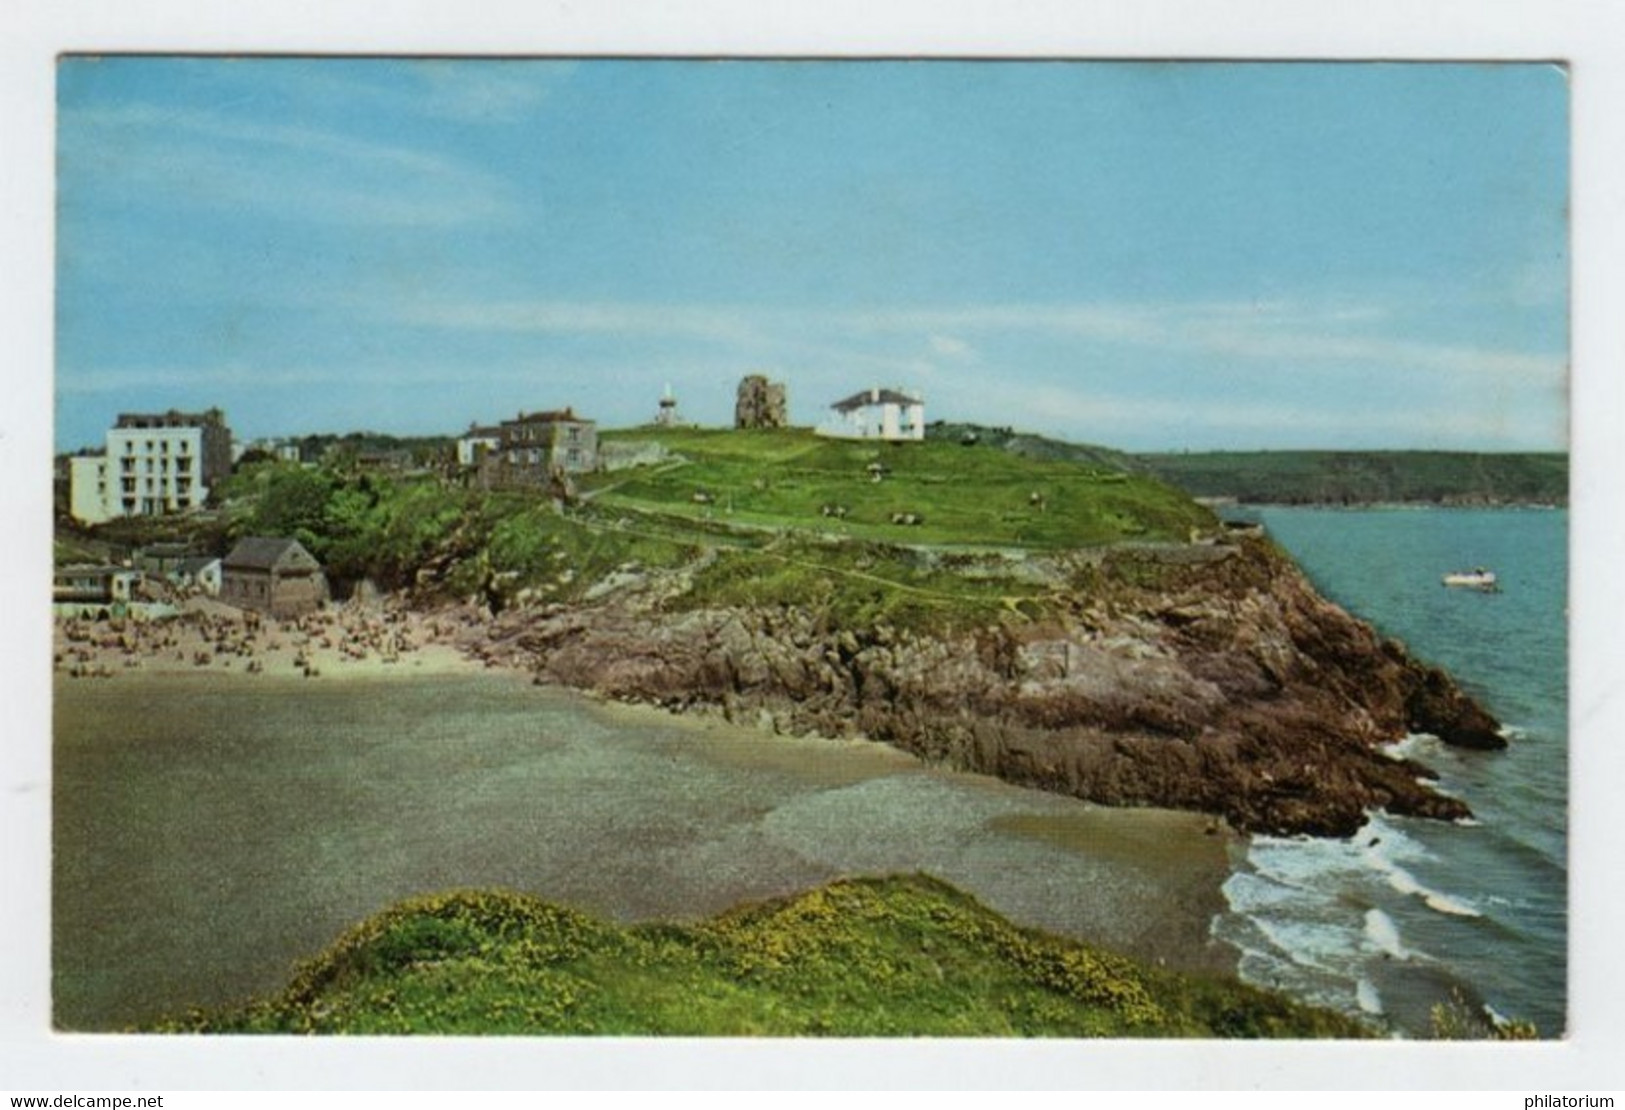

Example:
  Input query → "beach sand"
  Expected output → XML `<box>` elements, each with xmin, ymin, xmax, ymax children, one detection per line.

<box><xmin>53</xmin><ymin>597</ymin><xmax>485</xmax><ymax>682</ymax></box>
<box><xmin>52</xmin><ymin>601</ymin><xmax>1240</xmax><ymax>1031</ymax></box>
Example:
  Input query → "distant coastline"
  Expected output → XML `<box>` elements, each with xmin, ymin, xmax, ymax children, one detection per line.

<box><xmin>1132</xmin><ymin>448</ymin><xmax>1568</xmax><ymax>508</ymax></box>
<box><xmin>916</xmin><ymin>424</ymin><xmax>1567</xmax><ymax>508</ymax></box>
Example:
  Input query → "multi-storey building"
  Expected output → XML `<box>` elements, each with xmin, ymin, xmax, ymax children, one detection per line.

<box><xmin>477</xmin><ymin>408</ymin><xmax>598</xmax><ymax>490</ymax></box>
<box><xmin>68</xmin><ymin>408</ymin><xmax>233</xmax><ymax>525</ymax></box>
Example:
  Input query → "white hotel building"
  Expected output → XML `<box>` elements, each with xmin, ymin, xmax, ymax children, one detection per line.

<box><xmin>69</xmin><ymin>409</ymin><xmax>234</xmax><ymax>525</ymax></box>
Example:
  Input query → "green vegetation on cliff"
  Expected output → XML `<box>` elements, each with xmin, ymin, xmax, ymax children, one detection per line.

<box><xmin>180</xmin><ymin>426</ymin><xmax>1213</xmax><ymax>627</ymax></box>
<box><xmin>1134</xmin><ymin>449</ymin><xmax>1568</xmax><ymax>506</ymax></box>
<box><xmin>150</xmin><ymin>876</ymin><xmax>1369</xmax><ymax>1038</ymax></box>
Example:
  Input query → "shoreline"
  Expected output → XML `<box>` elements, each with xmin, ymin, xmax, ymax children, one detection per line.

<box><xmin>53</xmin><ymin>603</ymin><xmax>1245</xmax><ymax>1029</ymax></box>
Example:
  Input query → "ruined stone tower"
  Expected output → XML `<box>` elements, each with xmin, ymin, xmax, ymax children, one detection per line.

<box><xmin>734</xmin><ymin>374</ymin><xmax>788</xmax><ymax>430</ymax></box>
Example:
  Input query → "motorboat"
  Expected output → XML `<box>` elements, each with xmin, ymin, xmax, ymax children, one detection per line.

<box><xmin>1442</xmin><ymin>567</ymin><xmax>1499</xmax><ymax>591</ymax></box>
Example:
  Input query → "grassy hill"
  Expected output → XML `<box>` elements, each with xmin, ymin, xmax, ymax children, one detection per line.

<box><xmin>1135</xmin><ymin>450</ymin><xmax>1568</xmax><ymax>506</ymax></box>
<box><xmin>587</xmin><ymin>426</ymin><xmax>1209</xmax><ymax>550</ymax></box>
<box><xmin>150</xmin><ymin>876</ymin><xmax>1370</xmax><ymax>1037</ymax></box>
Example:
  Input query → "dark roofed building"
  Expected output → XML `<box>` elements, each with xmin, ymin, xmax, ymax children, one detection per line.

<box><xmin>221</xmin><ymin>536</ymin><xmax>328</xmax><ymax>618</ymax></box>
<box><xmin>478</xmin><ymin>407</ymin><xmax>598</xmax><ymax>491</ymax></box>
<box><xmin>822</xmin><ymin>387</ymin><xmax>925</xmax><ymax>441</ymax></box>
<box><xmin>136</xmin><ymin>542</ymin><xmax>198</xmax><ymax>577</ymax></box>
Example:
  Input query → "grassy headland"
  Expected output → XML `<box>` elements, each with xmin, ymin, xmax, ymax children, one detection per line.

<box><xmin>586</xmin><ymin>426</ymin><xmax>1208</xmax><ymax>549</ymax></box>
<box><xmin>150</xmin><ymin>876</ymin><xmax>1369</xmax><ymax>1037</ymax></box>
<box><xmin>72</xmin><ymin>425</ymin><xmax>1213</xmax><ymax>631</ymax></box>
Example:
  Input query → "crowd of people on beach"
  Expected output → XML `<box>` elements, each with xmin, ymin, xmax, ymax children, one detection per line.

<box><xmin>53</xmin><ymin>600</ymin><xmax>479</xmax><ymax>680</ymax></box>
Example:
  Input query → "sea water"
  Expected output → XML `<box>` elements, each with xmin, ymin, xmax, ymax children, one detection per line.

<box><xmin>1210</xmin><ymin>507</ymin><xmax>1568</xmax><ymax>1037</ymax></box>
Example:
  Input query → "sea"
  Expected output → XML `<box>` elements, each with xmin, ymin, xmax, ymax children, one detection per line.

<box><xmin>1209</xmin><ymin>506</ymin><xmax>1568</xmax><ymax>1038</ymax></box>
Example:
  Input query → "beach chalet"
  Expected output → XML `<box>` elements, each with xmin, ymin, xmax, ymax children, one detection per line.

<box><xmin>221</xmin><ymin>537</ymin><xmax>329</xmax><ymax>618</ymax></box>
<box><xmin>822</xmin><ymin>387</ymin><xmax>925</xmax><ymax>441</ymax></box>
<box><xmin>53</xmin><ymin>565</ymin><xmax>142</xmax><ymax>619</ymax></box>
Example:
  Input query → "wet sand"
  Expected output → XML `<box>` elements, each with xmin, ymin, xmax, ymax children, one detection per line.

<box><xmin>53</xmin><ymin>620</ymin><xmax>1240</xmax><ymax>1032</ymax></box>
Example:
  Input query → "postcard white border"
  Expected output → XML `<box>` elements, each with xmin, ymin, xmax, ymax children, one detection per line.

<box><xmin>4</xmin><ymin>0</ymin><xmax>1622</xmax><ymax>1092</ymax></box>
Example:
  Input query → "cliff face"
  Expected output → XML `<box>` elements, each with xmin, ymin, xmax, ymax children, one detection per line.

<box><xmin>459</xmin><ymin>537</ymin><xmax>1502</xmax><ymax>838</ymax></box>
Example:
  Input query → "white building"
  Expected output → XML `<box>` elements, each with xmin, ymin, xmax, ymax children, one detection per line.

<box><xmin>69</xmin><ymin>409</ymin><xmax>233</xmax><ymax>525</ymax></box>
<box><xmin>457</xmin><ymin>423</ymin><xmax>504</xmax><ymax>467</ymax></box>
<box><xmin>821</xmin><ymin>388</ymin><xmax>926</xmax><ymax>441</ymax></box>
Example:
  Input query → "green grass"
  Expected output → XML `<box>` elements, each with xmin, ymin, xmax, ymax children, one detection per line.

<box><xmin>156</xmin><ymin>428</ymin><xmax>1214</xmax><ymax>621</ymax></box>
<box><xmin>54</xmin><ymin>534</ymin><xmax>115</xmax><ymax>566</ymax></box>
<box><xmin>669</xmin><ymin>536</ymin><xmax>1048</xmax><ymax>633</ymax></box>
<box><xmin>589</xmin><ymin>427</ymin><xmax>1211</xmax><ymax>550</ymax></box>
<box><xmin>149</xmin><ymin>876</ymin><xmax>1371</xmax><ymax>1038</ymax></box>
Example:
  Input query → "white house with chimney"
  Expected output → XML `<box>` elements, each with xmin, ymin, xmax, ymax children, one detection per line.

<box><xmin>821</xmin><ymin>388</ymin><xmax>925</xmax><ymax>441</ymax></box>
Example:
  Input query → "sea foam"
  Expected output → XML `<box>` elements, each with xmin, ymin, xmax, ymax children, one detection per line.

<box><xmin>1364</xmin><ymin>908</ymin><xmax>1408</xmax><ymax>960</ymax></box>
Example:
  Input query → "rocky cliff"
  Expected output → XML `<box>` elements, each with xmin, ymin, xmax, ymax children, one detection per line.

<box><xmin>456</xmin><ymin>536</ymin><xmax>1502</xmax><ymax>837</ymax></box>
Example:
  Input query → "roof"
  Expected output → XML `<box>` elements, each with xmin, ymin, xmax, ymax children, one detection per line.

<box><xmin>509</xmin><ymin>407</ymin><xmax>591</xmax><ymax>425</ymax></box>
<box><xmin>223</xmin><ymin>536</ymin><xmax>319</xmax><ymax>571</ymax></box>
<box><xmin>830</xmin><ymin>388</ymin><xmax>922</xmax><ymax>413</ymax></box>
<box><xmin>177</xmin><ymin>556</ymin><xmax>222</xmax><ymax>575</ymax></box>
<box><xmin>54</xmin><ymin>564</ymin><xmax>139</xmax><ymax>581</ymax></box>
<box><xmin>114</xmin><ymin>408</ymin><xmax>228</xmax><ymax>430</ymax></box>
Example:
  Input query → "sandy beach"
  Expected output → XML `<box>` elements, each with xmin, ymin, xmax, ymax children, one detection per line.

<box><xmin>53</xmin><ymin>597</ymin><xmax>485</xmax><ymax>682</ymax></box>
<box><xmin>52</xmin><ymin>598</ymin><xmax>1240</xmax><ymax>1031</ymax></box>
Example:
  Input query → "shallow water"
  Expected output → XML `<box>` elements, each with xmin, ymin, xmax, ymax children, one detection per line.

<box><xmin>53</xmin><ymin>671</ymin><xmax>1232</xmax><ymax>1031</ymax></box>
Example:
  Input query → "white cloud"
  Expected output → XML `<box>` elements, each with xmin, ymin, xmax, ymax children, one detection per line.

<box><xmin>413</xmin><ymin>61</ymin><xmax>574</xmax><ymax>123</ymax></box>
<box><xmin>384</xmin><ymin>299</ymin><xmax>763</xmax><ymax>345</ymax></box>
<box><xmin>59</xmin><ymin>104</ymin><xmax>517</xmax><ymax>226</ymax></box>
<box><xmin>284</xmin><ymin>61</ymin><xmax>573</xmax><ymax>125</ymax></box>
<box><xmin>830</xmin><ymin>298</ymin><xmax>1565</xmax><ymax>385</ymax></box>
<box><xmin>927</xmin><ymin>334</ymin><xmax>974</xmax><ymax>359</ymax></box>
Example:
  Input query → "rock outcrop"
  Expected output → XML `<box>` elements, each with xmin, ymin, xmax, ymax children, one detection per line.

<box><xmin>458</xmin><ymin>537</ymin><xmax>1503</xmax><ymax>838</ymax></box>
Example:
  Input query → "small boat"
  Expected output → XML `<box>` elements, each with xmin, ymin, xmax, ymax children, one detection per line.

<box><xmin>1442</xmin><ymin>567</ymin><xmax>1499</xmax><ymax>591</ymax></box>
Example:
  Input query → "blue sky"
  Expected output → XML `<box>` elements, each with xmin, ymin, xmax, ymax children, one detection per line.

<box><xmin>54</xmin><ymin>58</ymin><xmax>1569</xmax><ymax>452</ymax></box>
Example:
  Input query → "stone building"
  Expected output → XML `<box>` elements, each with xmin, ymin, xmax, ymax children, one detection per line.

<box><xmin>478</xmin><ymin>408</ymin><xmax>598</xmax><ymax>491</ymax></box>
<box><xmin>735</xmin><ymin>375</ymin><xmax>788</xmax><ymax>430</ymax></box>
<box><xmin>220</xmin><ymin>536</ymin><xmax>329</xmax><ymax>618</ymax></box>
